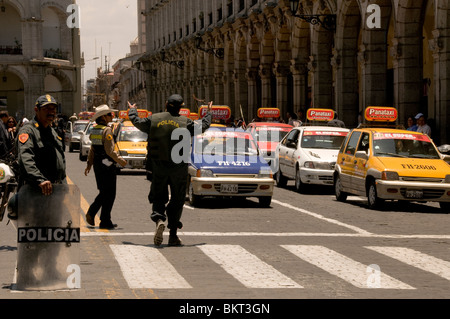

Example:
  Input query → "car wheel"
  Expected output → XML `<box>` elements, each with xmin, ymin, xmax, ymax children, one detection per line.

<box><xmin>294</xmin><ymin>168</ymin><xmax>306</xmax><ymax>193</ymax></box>
<box><xmin>367</xmin><ymin>180</ymin><xmax>384</xmax><ymax>209</ymax></box>
<box><xmin>259</xmin><ymin>196</ymin><xmax>271</xmax><ymax>207</ymax></box>
<box><xmin>188</xmin><ymin>180</ymin><xmax>202</xmax><ymax>207</ymax></box>
<box><xmin>334</xmin><ymin>174</ymin><xmax>347</xmax><ymax>202</ymax></box>
<box><xmin>275</xmin><ymin>170</ymin><xmax>287</xmax><ymax>188</ymax></box>
<box><xmin>439</xmin><ymin>202</ymin><xmax>450</xmax><ymax>213</ymax></box>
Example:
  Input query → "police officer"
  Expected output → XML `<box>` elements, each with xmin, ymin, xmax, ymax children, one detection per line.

<box><xmin>128</xmin><ymin>95</ymin><xmax>212</xmax><ymax>246</ymax></box>
<box><xmin>84</xmin><ymin>105</ymin><xmax>126</xmax><ymax>229</ymax></box>
<box><xmin>16</xmin><ymin>95</ymin><xmax>66</xmax><ymax>197</ymax></box>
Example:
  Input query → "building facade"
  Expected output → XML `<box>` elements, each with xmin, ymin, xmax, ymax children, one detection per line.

<box><xmin>140</xmin><ymin>0</ymin><xmax>449</xmax><ymax>144</ymax></box>
<box><xmin>0</xmin><ymin>0</ymin><xmax>81</xmax><ymax>120</ymax></box>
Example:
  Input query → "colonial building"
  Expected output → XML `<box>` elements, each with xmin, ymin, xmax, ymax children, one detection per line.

<box><xmin>139</xmin><ymin>0</ymin><xmax>449</xmax><ymax>144</ymax></box>
<box><xmin>0</xmin><ymin>0</ymin><xmax>82</xmax><ymax>120</ymax></box>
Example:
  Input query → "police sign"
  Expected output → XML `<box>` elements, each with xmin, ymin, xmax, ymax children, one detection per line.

<box><xmin>18</xmin><ymin>227</ymin><xmax>80</xmax><ymax>243</ymax></box>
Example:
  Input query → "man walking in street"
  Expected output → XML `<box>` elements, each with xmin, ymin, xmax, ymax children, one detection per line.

<box><xmin>128</xmin><ymin>95</ymin><xmax>212</xmax><ymax>246</ymax></box>
<box><xmin>84</xmin><ymin>105</ymin><xmax>127</xmax><ymax>229</ymax></box>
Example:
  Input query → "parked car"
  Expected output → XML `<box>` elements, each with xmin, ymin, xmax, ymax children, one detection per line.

<box><xmin>65</xmin><ymin>120</ymin><xmax>89</xmax><ymax>152</ymax></box>
<box><xmin>275</xmin><ymin>126</ymin><xmax>349</xmax><ymax>192</ymax></box>
<box><xmin>188</xmin><ymin>127</ymin><xmax>274</xmax><ymax>207</ymax></box>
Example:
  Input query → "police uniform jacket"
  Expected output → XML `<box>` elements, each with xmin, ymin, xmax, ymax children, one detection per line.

<box><xmin>17</xmin><ymin>117</ymin><xmax>66</xmax><ymax>187</ymax></box>
<box><xmin>129</xmin><ymin>108</ymin><xmax>212</xmax><ymax>163</ymax></box>
<box><xmin>86</xmin><ymin>123</ymin><xmax>126</xmax><ymax>169</ymax></box>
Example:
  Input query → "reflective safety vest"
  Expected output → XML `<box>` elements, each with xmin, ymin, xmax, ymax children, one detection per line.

<box><xmin>90</xmin><ymin>124</ymin><xmax>114</xmax><ymax>165</ymax></box>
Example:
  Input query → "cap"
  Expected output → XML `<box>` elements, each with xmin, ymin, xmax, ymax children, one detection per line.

<box><xmin>415</xmin><ymin>113</ymin><xmax>424</xmax><ymax>120</ymax></box>
<box><xmin>91</xmin><ymin>104</ymin><xmax>118</xmax><ymax>121</ymax></box>
<box><xmin>167</xmin><ymin>94</ymin><xmax>184</xmax><ymax>108</ymax></box>
<box><xmin>35</xmin><ymin>94</ymin><xmax>58</xmax><ymax>108</ymax></box>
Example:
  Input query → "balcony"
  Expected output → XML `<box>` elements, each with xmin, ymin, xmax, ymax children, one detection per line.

<box><xmin>0</xmin><ymin>45</ymin><xmax>22</xmax><ymax>55</ymax></box>
<box><xmin>44</xmin><ymin>48</ymin><xmax>69</xmax><ymax>60</ymax></box>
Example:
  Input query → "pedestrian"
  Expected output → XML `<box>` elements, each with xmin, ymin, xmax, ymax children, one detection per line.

<box><xmin>328</xmin><ymin>112</ymin><xmax>346</xmax><ymax>128</ymax></box>
<box><xmin>0</xmin><ymin>111</ymin><xmax>13</xmax><ymax>159</ymax></box>
<box><xmin>415</xmin><ymin>113</ymin><xmax>431</xmax><ymax>136</ymax></box>
<box><xmin>84</xmin><ymin>105</ymin><xmax>127</xmax><ymax>229</ymax></box>
<box><xmin>16</xmin><ymin>95</ymin><xmax>66</xmax><ymax>197</ymax></box>
<box><xmin>406</xmin><ymin>116</ymin><xmax>417</xmax><ymax>131</ymax></box>
<box><xmin>128</xmin><ymin>94</ymin><xmax>212</xmax><ymax>246</ymax></box>
<box><xmin>6</xmin><ymin>116</ymin><xmax>17</xmax><ymax>141</ymax></box>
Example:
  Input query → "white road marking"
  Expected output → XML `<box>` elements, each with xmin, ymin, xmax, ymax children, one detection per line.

<box><xmin>110</xmin><ymin>245</ymin><xmax>192</xmax><ymax>289</ymax></box>
<box><xmin>272</xmin><ymin>199</ymin><xmax>372</xmax><ymax>235</ymax></box>
<box><xmin>281</xmin><ymin>245</ymin><xmax>415</xmax><ymax>289</ymax></box>
<box><xmin>366</xmin><ymin>246</ymin><xmax>450</xmax><ymax>281</ymax></box>
<box><xmin>199</xmin><ymin>245</ymin><xmax>302</xmax><ymax>289</ymax></box>
<box><xmin>81</xmin><ymin>231</ymin><xmax>450</xmax><ymax>239</ymax></box>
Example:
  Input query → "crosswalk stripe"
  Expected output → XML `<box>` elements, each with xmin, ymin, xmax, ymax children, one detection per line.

<box><xmin>366</xmin><ymin>246</ymin><xmax>450</xmax><ymax>281</ymax></box>
<box><xmin>281</xmin><ymin>245</ymin><xmax>415</xmax><ymax>289</ymax></box>
<box><xmin>110</xmin><ymin>245</ymin><xmax>192</xmax><ymax>289</ymax></box>
<box><xmin>199</xmin><ymin>245</ymin><xmax>302</xmax><ymax>289</ymax></box>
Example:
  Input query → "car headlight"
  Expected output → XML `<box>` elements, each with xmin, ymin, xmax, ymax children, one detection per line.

<box><xmin>381</xmin><ymin>171</ymin><xmax>399</xmax><ymax>180</ymax></box>
<box><xmin>119</xmin><ymin>150</ymin><xmax>128</xmax><ymax>156</ymax></box>
<box><xmin>445</xmin><ymin>175</ymin><xmax>450</xmax><ymax>183</ymax></box>
<box><xmin>196</xmin><ymin>169</ymin><xmax>214</xmax><ymax>177</ymax></box>
<box><xmin>258</xmin><ymin>169</ymin><xmax>273</xmax><ymax>178</ymax></box>
<box><xmin>304</xmin><ymin>161</ymin><xmax>315</xmax><ymax>169</ymax></box>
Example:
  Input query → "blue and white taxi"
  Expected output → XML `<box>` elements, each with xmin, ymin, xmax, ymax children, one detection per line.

<box><xmin>188</xmin><ymin>127</ymin><xmax>274</xmax><ymax>207</ymax></box>
<box><xmin>275</xmin><ymin>109</ymin><xmax>349</xmax><ymax>192</ymax></box>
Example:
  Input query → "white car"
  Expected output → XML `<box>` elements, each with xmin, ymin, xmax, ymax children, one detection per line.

<box><xmin>275</xmin><ymin>126</ymin><xmax>349</xmax><ymax>192</ymax></box>
<box><xmin>78</xmin><ymin>121</ymin><xmax>95</xmax><ymax>161</ymax></box>
<box><xmin>65</xmin><ymin>120</ymin><xmax>89</xmax><ymax>152</ymax></box>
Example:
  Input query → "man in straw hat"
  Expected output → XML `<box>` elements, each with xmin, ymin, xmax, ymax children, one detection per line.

<box><xmin>84</xmin><ymin>105</ymin><xmax>127</xmax><ymax>229</ymax></box>
<box><xmin>128</xmin><ymin>95</ymin><xmax>212</xmax><ymax>246</ymax></box>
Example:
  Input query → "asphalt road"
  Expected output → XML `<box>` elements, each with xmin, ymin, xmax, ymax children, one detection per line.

<box><xmin>1</xmin><ymin>150</ymin><xmax>449</xmax><ymax>311</ymax></box>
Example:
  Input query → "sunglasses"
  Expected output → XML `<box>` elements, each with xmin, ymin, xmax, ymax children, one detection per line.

<box><xmin>106</xmin><ymin>113</ymin><xmax>113</xmax><ymax>117</ymax></box>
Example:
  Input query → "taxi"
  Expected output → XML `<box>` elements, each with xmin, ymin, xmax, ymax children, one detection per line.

<box><xmin>188</xmin><ymin>127</ymin><xmax>274</xmax><ymax>207</ymax></box>
<box><xmin>333</xmin><ymin>106</ymin><xmax>450</xmax><ymax>211</ymax></box>
<box><xmin>113</xmin><ymin>109</ymin><xmax>150</xmax><ymax>171</ymax></box>
<box><xmin>275</xmin><ymin>109</ymin><xmax>349</xmax><ymax>192</ymax></box>
<box><xmin>246</xmin><ymin>108</ymin><xmax>293</xmax><ymax>169</ymax></box>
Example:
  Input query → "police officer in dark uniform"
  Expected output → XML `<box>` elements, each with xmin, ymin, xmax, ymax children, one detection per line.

<box><xmin>84</xmin><ymin>105</ymin><xmax>127</xmax><ymax>229</ymax></box>
<box><xmin>128</xmin><ymin>95</ymin><xmax>212</xmax><ymax>246</ymax></box>
<box><xmin>16</xmin><ymin>95</ymin><xmax>66</xmax><ymax>197</ymax></box>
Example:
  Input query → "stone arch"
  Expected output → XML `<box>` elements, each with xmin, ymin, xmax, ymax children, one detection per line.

<box><xmin>0</xmin><ymin>66</ymin><xmax>26</xmax><ymax>118</ymax></box>
<box><xmin>334</xmin><ymin>0</ymin><xmax>362</xmax><ymax>127</ymax></box>
<box><xmin>259</xmin><ymin>26</ymin><xmax>276</xmax><ymax>109</ymax></box>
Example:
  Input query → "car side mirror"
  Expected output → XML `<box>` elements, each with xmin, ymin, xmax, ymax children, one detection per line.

<box><xmin>77</xmin><ymin>130</ymin><xmax>84</xmax><ymax>135</ymax></box>
<box><xmin>287</xmin><ymin>140</ymin><xmax>297</xmax><ymax>149</ymax></box>
<box><xmin>442</xmin><ymin>154</ymin><xmax>450</xmax><ymax>164</ymax></box>
<box><xmin>355</xmin><ymin>150</ymin><xmax>369</xmax><ymax>160</ymax></box>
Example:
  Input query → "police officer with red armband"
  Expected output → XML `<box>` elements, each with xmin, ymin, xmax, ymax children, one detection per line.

<box><xmin>84</xmin><ymin>105</ymin><xmax>127</xmax><ymax>229</ymax></box>
<box><xmin>128</xmin><ymin>95</ymin><xmax>212</xmax><ymax>246</ymax></box>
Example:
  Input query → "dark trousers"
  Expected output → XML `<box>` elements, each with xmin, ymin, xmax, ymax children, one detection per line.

<box><xmin>149</xmin><ymin>160</ymin><xmax>187</xmax><ymax>233</ymax></box>
<box><xmin>87</xmin><ymin>163</ymin><xmax>117</xmax><ymax>225</ymax></box>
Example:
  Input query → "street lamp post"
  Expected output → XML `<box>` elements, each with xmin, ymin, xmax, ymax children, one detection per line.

<box><xmin>160</xmin><ymin>49</ymin><xmax>184</xmax><ymax>70</ymax></box>
<box><xmin>289</xmin><ymin>0</ymin><xmax>336</xmax><ymax>31</ymax></box>
<box><xmin>194</xmin><ymin>34</ymin><xmax>224</xmax><ymax>59</ymax></box>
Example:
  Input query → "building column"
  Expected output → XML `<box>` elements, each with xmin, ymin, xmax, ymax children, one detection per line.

<box><xmin>259</xmin><ymin>64</ymin><xmax>272</xmax><ymax>108</ymax></box>
<box><xmin>273</xmin><ymin>63</ymin><xmax>289</xmax><ymax>116</ymax></box>
<box><xmin>246</xmin><ymin>68</ymin><xmax>258</xmax><ymax>121</ymax></box>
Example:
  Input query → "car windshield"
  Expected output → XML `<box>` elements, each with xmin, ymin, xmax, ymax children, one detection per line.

<box><xmin>373</xmin><ymin>133</ymin><xmax>440</xmax><ymax>159</ymax></box>
<box><xmin>86</xmin><ymin>124</ymin><xmax>95</xmax><ymax>135</ymax></box>
<box><xmin>119</xmin><ymin>127</ymin><xmax>148</xmax><ymax>142</ymax></box>
<box><xmin>73</xmin><ymin>123</ymin><xmax>87</xmax><ymax>132</ymax></box>
<box><xmin>254</xmin><ymin>128</ymin><xmax>290</xmax><ymax>142</ymax></box>
<box><xmin>301</xmin><ymin>131</ymin><xmax>347</xmax><ymax>149</ymax></box>
<box><xmin>194</xmin><ymin>131</ymin><xmax>259</xmax><ymax>156</ymax></box>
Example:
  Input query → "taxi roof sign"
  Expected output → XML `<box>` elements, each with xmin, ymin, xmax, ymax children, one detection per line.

<box><xmin>179</xmin><ymin>108</ymin><xmax>191</xmax><ymax>118</ymax></box>
<box><xmin>119</xmin><ymin>109</ymin><xmax>151</xmax><ymax>120</ymax></box>
<box><xmin>199</xmin><ymin>105</ymin><xmax>231</xmax><ymax>120</ymax></box>
<box><xmin>365</xmin><ymin>106</ymin><xmax>397</xmax><ymax>122</ymax></box>
<box><xmin>306</xmin><ymin>108</ymin><xmax>335</xmax><ymax>122</ymax></box>
<box><xmin>257</xmin><ymin>108</ymin><xmax>280</xmax><ymax>118</ymax></box>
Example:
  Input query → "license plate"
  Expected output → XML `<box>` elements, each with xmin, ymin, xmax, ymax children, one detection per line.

<box><xmin>132</xmin><ymin>160</ymin><xmax>143</xmax><ymax>168</ymax></box>
<box><xmin>220</xmin><ymin>184</ymin><xmax>238</xmax><ymax>194</ymax></box>
<box><xmin>405</xmin><ymin>190</ymin><xmax>423</xmax><ymax>199</ymax></box>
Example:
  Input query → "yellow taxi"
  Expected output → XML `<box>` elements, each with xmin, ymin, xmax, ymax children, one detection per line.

<box><xmin>113</xmin><ymin>110</ymin><xmax>150</xmax><ymax>171</ymax></box>
<box><xmin>333</xmin><ymin>107</ymin><xmax>450</xmax><ymax>212</ymax></box>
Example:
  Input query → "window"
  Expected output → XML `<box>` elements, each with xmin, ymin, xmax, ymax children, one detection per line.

<box><xmin>193</xmin><ymin>18</ymin><xmax>197</xmax><ymax>33</ymax></box>
<box><xmin>239</xmin><ymin>0</ymin><xmax>245</xmax><ymax>11</ymax></box>
<box><xmin>251</xmin><ymin>0</ymin><xmax>258</xmax><ymax>6</ymax></box>
<box><xmin>227</xmin><ymin>1</ymin><xmax>233</xmax><ymax>17</ymax></box>
<box><xmin>208</xmin><ymin>12</ymin><xmax>213</xmax><ymax>25</ymax></box>
<box><xmin>217</xmin><ymin>7</ymin><xmax>222</xmax><ymax>21</ymax></box>
<box><xmin>344</xmin><ymin>132</ymin><xmax>362</xmax><ymax>156</ymax></box>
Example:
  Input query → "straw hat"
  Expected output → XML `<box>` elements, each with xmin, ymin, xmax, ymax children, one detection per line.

<box><xmin>91</xmin><ymin>105</ymin><xmax>118</xmax><ymax>121</ymax></box>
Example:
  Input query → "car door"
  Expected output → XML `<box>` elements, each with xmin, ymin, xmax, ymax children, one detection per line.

<box><xmin>339</xmin><ymin>131</ymin><xmax>362</xmax><ymax>192</ymax></box>
<box><xmin>353</xmin><ymin>132</ymin><xmax>371</xmax><ymax>192</ymax></box>
<box><xmin>283</xmin><ymin>129</ymin><xmax>300</xmax><ymax>178</ymax></box>
<box><xmin>278</xmin><ymin>129</ymin><xmax>298</xmax><ymax>176</ymax></box>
